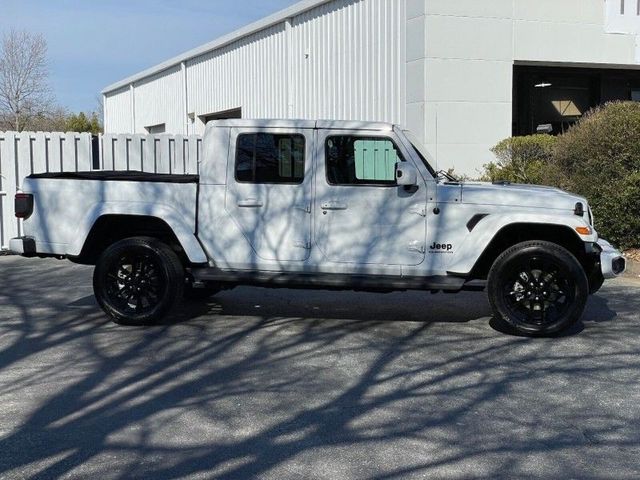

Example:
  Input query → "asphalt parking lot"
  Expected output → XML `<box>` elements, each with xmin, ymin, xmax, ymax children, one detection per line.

<box><xmin>0</xmin><ymin>255</ymin><xmax>639</xmax><ymax>479</ymax></box>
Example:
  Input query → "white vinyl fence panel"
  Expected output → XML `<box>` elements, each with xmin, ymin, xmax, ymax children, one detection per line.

<box><xmin>0</xmin><ymin>132</ymin><xmax>202</xmax><ymax>250</ymax></box>
<box><xmin>99</xmin><ymin>134</ymin><xmax>202</xmax><ymax>174</ymax></box>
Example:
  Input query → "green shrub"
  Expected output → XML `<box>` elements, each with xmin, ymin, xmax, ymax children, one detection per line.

<box><xmin>552</xmin><ymin>101</ymin><xmax>640</xmax><ymax>248</ymax></box>
<box><xmin>482</xmin><ymin>134</ymin><xmax>558</xmax><ymax>184</ymax></box>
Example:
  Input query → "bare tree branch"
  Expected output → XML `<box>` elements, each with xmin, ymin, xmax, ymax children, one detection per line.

<box><xmin>0</xmin><ymin>29</ymin><xmax>54</xmax><ymax>131</ymax></box>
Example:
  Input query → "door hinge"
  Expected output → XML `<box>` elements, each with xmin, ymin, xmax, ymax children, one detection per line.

<box><xmin>409</xmin><ymin>204</ymin><xmax>427</xmax><ymax>217</ymax></box>
<box><xmin>408</xmin><ymin>241</ymin><xmax>426</xmax><ymax>254</ymax></box>
<box><xmin>294</xmin><ymin>240</ymin><xmax>312</xmax><ymax>250</ymax></box>
<box><xmin>295</xmin><ymin>204</ymin><xmax>311</xmax><ymax>214</ymax></box>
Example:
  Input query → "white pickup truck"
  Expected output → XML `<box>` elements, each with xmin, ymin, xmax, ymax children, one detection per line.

<box><xmin>11</xmin><ymin>119</ymin><xmax>625</xmax><ymax>335</ymax></box>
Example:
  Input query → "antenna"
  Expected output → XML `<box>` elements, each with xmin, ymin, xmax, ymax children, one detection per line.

<box><xmin>435</xmin><ymin>103</ymin><xmax>439</xmax><ymax>173</ymax></box>
<box><xmin>434</xmin><ymin>104</ymin><xmax>439</xmax><ymax>213</ymax></box>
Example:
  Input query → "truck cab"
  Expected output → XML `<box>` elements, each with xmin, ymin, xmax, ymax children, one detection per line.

<box><xmin>198</xmin><ymin>120</ymin><xmax>433</xmax><ymax>276</ymax></box>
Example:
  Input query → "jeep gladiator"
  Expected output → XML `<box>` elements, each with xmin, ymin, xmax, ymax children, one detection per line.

<box><xmin>11</xmin><ymin>119</ymin><xmax>626</xmax><ymax>335</ymax></box>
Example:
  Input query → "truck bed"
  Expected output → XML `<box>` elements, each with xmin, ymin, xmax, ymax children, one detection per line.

<box><xmin>19</xmin><ymin>172</ymin><xmax>199</xmax><ymax>259</ymax></box>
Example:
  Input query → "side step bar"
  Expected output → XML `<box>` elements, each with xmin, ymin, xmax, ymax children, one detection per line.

<box><xmin>191</xmin><ymin>268</ymin><xmax>486</xmax><ymax>293</ymax></box>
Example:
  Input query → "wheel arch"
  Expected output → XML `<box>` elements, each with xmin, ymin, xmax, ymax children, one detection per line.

<box><xmin>71</xmin><ymin>214</ymin><xmax>207</xmax><ymax>265</ymax></box>
<box><xmin>462</xmin><ymin>223</ymin><xmax>590</xmax><ymax>280</ymax></box>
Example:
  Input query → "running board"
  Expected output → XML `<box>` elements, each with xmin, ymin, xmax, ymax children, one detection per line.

<box><xmin>191</xmin><ymin>268</ymin><xmax>486</xmax><ymax>293</ymax></box>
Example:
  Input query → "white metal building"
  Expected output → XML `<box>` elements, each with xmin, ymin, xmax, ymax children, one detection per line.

<box><xmin>102</xmin><ymin>0</ymin><xmax>640</xmax><ymax>173</ymax></box>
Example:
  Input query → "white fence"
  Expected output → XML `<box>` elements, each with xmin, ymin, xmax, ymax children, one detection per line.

<box><xmin>0</xmin><ymin>132</ymin><xmax>202</xmax><ymax>250</ymax></box>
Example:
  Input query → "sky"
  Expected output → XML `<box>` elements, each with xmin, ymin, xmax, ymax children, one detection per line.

<box><xmin>0</xmin><ymin>0</ymin><xmax>298</xmax><ymax>113</ymax></box>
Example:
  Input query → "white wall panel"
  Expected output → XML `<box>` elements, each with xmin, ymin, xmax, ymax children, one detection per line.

<box><xmin>514</xmin><ymin>21</ymin><xmax>637</xmax><ymax>65</ymax></box>
<box><xmin>104</xmin><ymin>87</ymin><xmax>132</xmax><ymax>133</ymax></box>
<box><xmin>425</xmin><ymin>59</ymin><xmax>512</xmax><ymax>103</ymax></box>
<box><xmin>134</xmin><ymin>65</ymin><xmax>184</xmax><ymax>134</ymax></box>
<box><xmin>425</xmin><ymin>0</ymin><xmax>512</xmax><ymax>18</ymax></box>
<box><xmin>425</xmin><ymin>15</ymin><xmax>513</xmax><ymax>61</ymax></box>
<box><xmin>290</xmin><ymin>0</ymin><xmax>406</xmax><ymax>124</ymax></box>
<box><xmin>514</xmin><ymin>0</ymin><xmax>603</xmax><ymax>24</ymax></box>
<box><xmin>186</xmin><ymin>23</ymin><xmax>288</xmax><ymax>132</ymax></box>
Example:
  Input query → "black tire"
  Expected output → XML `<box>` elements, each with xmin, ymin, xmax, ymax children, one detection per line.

<box><xmin>487</xmin><ymin>240</ymin><xmax>588</xmax><ymax>336</ymax></box>
<box><xmin>183</xmin><ymin>281</ymin><xmax>221</xmax><ymax>300</ymax></box>
<box><xmin>93</xmin><ymin>236</ymin><xmax>184</xmax><ymax>325</ymax></box>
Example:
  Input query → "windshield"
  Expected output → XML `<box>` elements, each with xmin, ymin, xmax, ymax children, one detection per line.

<box><xmin>403</xmin><ymin>130</ymin><xmax>436</xmax><ymax>178</ymax></box>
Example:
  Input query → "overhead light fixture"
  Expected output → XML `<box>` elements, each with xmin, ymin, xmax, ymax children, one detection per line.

<box><xmin>534</xmin><ymin>82</ymin><xmax>552</xmax><ymax>88</ymax></box>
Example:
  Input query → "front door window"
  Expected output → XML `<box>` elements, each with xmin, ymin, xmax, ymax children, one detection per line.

<box><xmin>326</xmin><ymin>136</ymin><xmax>402</xmax><ymax>185</ymax></box>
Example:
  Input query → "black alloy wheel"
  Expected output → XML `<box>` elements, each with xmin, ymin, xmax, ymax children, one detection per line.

<box><xmin>488</xmin><ymin>241</ymin><xmax>588</xmax><ymax>336</ymax></box>
<box><xmin>94</xmin><ymin>237</ymin><xmax>184</xmax><ymax>325</ymax></box>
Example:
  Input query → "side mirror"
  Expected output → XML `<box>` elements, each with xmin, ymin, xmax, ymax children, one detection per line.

<box><xmin>396</xmin><ymin>162</ymin><xmax>418</xmax><ymax>187</ymax></box>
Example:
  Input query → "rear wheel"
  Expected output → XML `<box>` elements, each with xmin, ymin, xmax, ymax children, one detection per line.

<box><xmin>93</xmin><ymin>237</ymin><xmax>184</xmax><ymax>325</ymax></box>
<box><xmin>488</xmin><ymin>241</ymin><xmax>588</xmax><ymax>336</ymax></box>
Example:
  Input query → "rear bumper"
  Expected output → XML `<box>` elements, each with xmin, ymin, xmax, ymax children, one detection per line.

<box><xmin>597</xmin><ymin>239</ymin><xmax>626</xmax><ymax>279</ymax></box>
<box><xmin>9</xmin><ymin>237</ymin><xmax>36</xmax><ymax>256</ymax></box>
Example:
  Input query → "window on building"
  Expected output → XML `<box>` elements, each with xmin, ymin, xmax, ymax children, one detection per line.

<box><xmin>145</xmin><ymin>123</ymin><xmax>165</xmax><ymax>134</ymax></box>
<box><xmin>326</xmin><ymin>136</ymin><xmax>403</xmax><ymax>186</ymax></box>
<box><xmin>235</xmin><ymin>133</ymin><xmax>305</xmax><ymax>184</ymax></box>
<box><xmin>621</xmin><ymin>0</ymin><xmax>625</xmax><ymax>14</ymax></box>
<box><xmin>632</xmin><ymin>89</ymin><xmax>640</xmax><ymax>101</ymax></box>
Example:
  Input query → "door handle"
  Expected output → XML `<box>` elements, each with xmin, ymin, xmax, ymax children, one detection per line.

<box><xmin>237</xmin><ymin>198</ymin><xmax>263</xmax><ymax>208</ymax></box>
<box><xmin>321</xmin><ymin>201</ymin><xmax>348</xmax><ymax>210</ymax></box>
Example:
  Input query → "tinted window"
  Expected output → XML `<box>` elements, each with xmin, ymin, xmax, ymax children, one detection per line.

<box><xmin>235</xmin><ymin>133</ymin><xmax>305</xmax><ymax>184</ymax></box>
<box><xmin>326</xmin><ymin>136</ymin><xmax>403</xmax><ymax>186</ymax></box>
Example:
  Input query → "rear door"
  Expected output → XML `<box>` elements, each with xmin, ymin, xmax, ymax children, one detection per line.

<box><xmin>225</xmin><ymin>127</ymin><xmax>313</xmax><ymax>264</ymax></box>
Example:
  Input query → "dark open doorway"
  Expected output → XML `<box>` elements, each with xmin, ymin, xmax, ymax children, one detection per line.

<box><xmin>513</xmin><ymin>64</ymin><xmax>640</xmax><ymax>136</ymax></box>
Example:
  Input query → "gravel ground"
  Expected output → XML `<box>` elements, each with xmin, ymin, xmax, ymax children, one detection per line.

<box><xmin>0</xmin><ymin>256</ymin><xmax>639</xmax><ymax>479</ymax></box>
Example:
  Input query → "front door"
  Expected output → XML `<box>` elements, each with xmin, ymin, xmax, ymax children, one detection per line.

<box><xmin>314</xmin><ymin>130</ymin><xmax>428</xmax><ymax>272</ymax></box>
<box><xmin>226</xmin><ymin>127</ymin><xmax>313</xmax><ymax>265</ymax></box>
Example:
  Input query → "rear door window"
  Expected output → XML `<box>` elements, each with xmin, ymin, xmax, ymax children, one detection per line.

<box><xmin>235</xmin><ymin>133</ymin><xmax>305</xmax><ymax>184</ymax></box>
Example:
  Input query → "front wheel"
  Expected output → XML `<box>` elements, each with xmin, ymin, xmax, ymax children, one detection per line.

<box><xmin>487</xmin><ymin>241</ymin><xmax>589</xmax><ymax>336</ymax></box>
<box><xmin>93</xmin><ymin>237</ymin><xmax>184</xmax><ymax>325</ymax></box>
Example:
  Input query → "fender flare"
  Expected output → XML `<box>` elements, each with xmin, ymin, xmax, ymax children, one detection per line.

<box><xmin>446</xmin><ymin>212</ymin><xmax>595</xmax><ymax>275</ymax></box>
<box><xmin>67</xmin><ymin>202</ymin><xmax>208</xmax><ymax>264</ymax></box>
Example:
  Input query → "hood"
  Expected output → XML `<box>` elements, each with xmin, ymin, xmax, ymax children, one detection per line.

<box><xmin>459</xmin><ymin>182</ymin><xmax>587</xmax><ymax>211</ymax></box>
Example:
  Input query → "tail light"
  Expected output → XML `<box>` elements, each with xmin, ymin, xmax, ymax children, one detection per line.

<box><xmin>15</xmin><ymin>193</ymin><xmax>34</xmax><ymax>219</ymax></box>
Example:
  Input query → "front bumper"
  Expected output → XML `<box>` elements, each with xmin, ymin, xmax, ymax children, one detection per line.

<box><xmin>597</xmin><ymin>239</ymin><xmax>626</xmax><ymax>279</ymax></box>
<box><xmin>9</xmin><ymin>237</ymin><xmax>36</xmax><ymax>257</ymax></box>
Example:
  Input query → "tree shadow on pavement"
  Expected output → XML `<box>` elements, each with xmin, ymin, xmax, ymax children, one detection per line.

<box><xmin>0</xmin><ymin>258</ymin><xmax>638</xmax><ymax>479</ymax></box>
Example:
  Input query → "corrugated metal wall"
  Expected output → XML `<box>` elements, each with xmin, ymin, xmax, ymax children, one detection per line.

<box><xmin>186</xmin><ymin>24</ymin><xmax>289</xmax><ymax>121</ymax></box>
<box><xmin>290</xmin><ymin>0</ymin><xmax>405</xmax><ymax>123</ymax></box>
<box><xmin>134</xmin><ymin>65</ymin><xmax>185</xmax><ymax>133</ymax></box>
<box><xmin>104</xmin><ymin>0</ymin><xmax>407</xmax><ymax>135</ymax></box>
<box><xmin>104</xmin><ymin>86</ymin><xmax>132</xmax><ymax>133</ymax></box>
